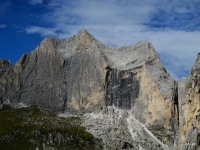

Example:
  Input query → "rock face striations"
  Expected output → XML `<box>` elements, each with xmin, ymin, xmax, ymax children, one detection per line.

<box><xmin>178</xmin><ymin>53</ymin><xmax>200</xmax><ymax>150</ymax></box>
<box><xmin>0</xmin><ymin>28</ymin><xmax>199</xmax><ymax>149</ymax></box>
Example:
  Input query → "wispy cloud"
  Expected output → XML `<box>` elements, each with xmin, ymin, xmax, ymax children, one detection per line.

<box><xmin>29</xmin><ymin>0</ymin><xmax>43</xmax><ymax>5</ymax></box>
<box><xmin>25</xmin><ymin>0</ymin><xmax>200</xmax><ymax>79</ymax></box>
<box><xmin>158</xmin><ymin>52</ymin><xmax>191</xmax><ymax>80</ymax></box>
<box><xmin>26</xmin><ymin>26</ymin><xmax>57</xmax><ymax>36</ymax></box>
<box><xmin>0</xmin><ymin>24</ymin><xmax>6</xmax><ymax>29</ymax></box>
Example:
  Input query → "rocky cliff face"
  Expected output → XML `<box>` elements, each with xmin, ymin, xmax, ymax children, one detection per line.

<box><xmin>0</xmin><ymin>59</ymin><xmax>12</xmax><ymax>77</ymax></box>
<box><xmin>0</xmin><ymin>28</ymin><xmax>198</xmax><ymax>149</ymax></box>
<box><xmin>178</xmin><ymin>53</ymin><xmax>200</xmax><ymax>150</ymax></box>
<box><xmin>0</xmin><ymin>30</ymin><xmax>107</xmax><ymax>112</ymax></box>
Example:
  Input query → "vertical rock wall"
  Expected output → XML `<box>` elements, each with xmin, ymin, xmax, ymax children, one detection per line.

<box><xmin>62</xmin><ymin>43</ymin><xmax>107</xmax><ymax>112</ymax></box>
<box><xmin>105</xmin><ymin>68</ymin><xmax>139</xmax><ymax>109</ymax></box>
<box><xmin>0</xmin><ymin>59</ymin><xmax>12</xmax><ymax>77</ymax></box>
<box><xmin>16</xmin><ymin>37</ymin><xmax>65</xmax><ymax>112</ymax></box>
<box><xmin>179</xmin><ymin>53</ymin><xmax>200</xmax><ymax>150</ymax></box>
<box><xmin>0</xmin><ymin>65</ymin><xmax>21</xmax><ymax>103</ymax></box>
<box><xmin>132</xmin><ymin>65</ymin><xmax>177</xmax><ymax>146</ymax></box>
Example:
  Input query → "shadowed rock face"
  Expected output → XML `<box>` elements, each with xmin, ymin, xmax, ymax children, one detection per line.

<box><xmin>0</xmin><ymin>59</ymin><xmax>12</xmax><ymax>77</ymax></box>
<box><xmin>0</xmin><ymin>28</ymin><xmax>179</xmax><ymax>146</ymax></box>
<box><xmin>105</xmin><ymin>69</ymin><xmax>139</xmax><ymax>109</ymax></box>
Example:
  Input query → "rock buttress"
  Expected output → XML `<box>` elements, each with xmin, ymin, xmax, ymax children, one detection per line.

<box><xmin>178</xmin><ymin>52</ymin><xmax>200</xmax><ymax>150</ymax></box>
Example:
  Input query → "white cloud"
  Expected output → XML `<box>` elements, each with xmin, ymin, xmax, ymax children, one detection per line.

<box><xmin>26</xmin><ymin>26</ymin><xmax>57</xmax><ymax>36</ymax></box>
<box><xmin>0</xmin><ymin>24</ymin><xmax>6</xmax><ymax>28</ymax></box>
<box><xmin>25</xmin><ymin>0</ymin><xmax>200</xmax><ymax>79</ymax></box>
<box><xmin>29</xmin><ymin>0</ymin><xmax>43</xmax><ymax>5</ymax></box>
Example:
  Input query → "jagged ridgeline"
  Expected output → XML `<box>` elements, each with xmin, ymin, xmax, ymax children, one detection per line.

<box><xmin>0</xmin><ymin>29</ymin><xmax>199</xmax><ymax>150</ymax></box>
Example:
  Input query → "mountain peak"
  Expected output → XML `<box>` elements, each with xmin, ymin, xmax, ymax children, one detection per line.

<box><xmin>79</xmin><ymin>28</ymin><xmax>87</xmax><ymax>32</ymax></box>
<box><xmin>77</xmin><ymin>28</ymin><xmax>91</xmax><ymax>35</ymax></box>
<box><xmin>196</xmin><ymin>52</ymin><xmax>200</xmax><ymax>64</ymax></box>
<box><xmin>77</xmin><ymin>28</ymin><xmax>94</xmax><ymax>39</ymax></box>
<box><xmin>75</xmin><ymin>28</ymin><xmax>95</xmax><ymax>50</ymax></box>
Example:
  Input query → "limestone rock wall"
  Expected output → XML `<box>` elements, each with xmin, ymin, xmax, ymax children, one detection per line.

<box><xmin>132</xmin><ymin>62</ymin><xmax>177</xmax><ymax>146</ymax></box>
<box><xmin>105</xmin><ymin>68</ymin><xmax>139</xmax><ymax>109</ymax></box>
<box><xmin>0</xmin><ymin>65</ymin><xmax>21</xmax><ymax>103</ymax></box>
<box><xmin>16</xmin><ymin>37</ymin><xmax>65</xmax><ymax>112</ymax></box>
<box><xmin>56</xmin><ymin>29</ymin><xmax>108</xmax><ymax>112</ymax></box>
<box><xmin>178</xmin><ymin>53</ymin><xmax>200</xmax><ymax>150</ymax></box>
<box><xmin>0</xmin><ymin>58</ymin><xmax>18</xmax><ymax>102</ymax></box>
<box><xmin>0</xmin><ymin>59</ymin><xmax>12</xmax><ymax>77</ymax></box>
<box><xmin>0</xmin><ymin>28</ymin><xmax>180</xmax><ymax>148</ymax></box>
<box><xmin>0</xmin><ymin>29</ymin><xmax>109</xmax><ymax>113</ymax></box>
<box><xmin>103</xmin><ymin>60</ymin><xmax>177</xmax><ymax>147</ymax></box>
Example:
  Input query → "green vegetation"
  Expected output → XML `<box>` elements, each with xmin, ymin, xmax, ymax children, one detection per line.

<box><xmin>0</xmin><ymin>105</ymin><xmax>103</xmax><ymax>150</ymax></box>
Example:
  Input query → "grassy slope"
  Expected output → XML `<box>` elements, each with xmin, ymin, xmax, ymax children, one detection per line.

<box><xmin>0</xmin><ymin>105</ymin><xmax>103</xmax><ymax>150</ymax></box>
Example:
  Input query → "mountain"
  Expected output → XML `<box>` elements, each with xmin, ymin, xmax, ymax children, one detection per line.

<box><xmin>0</xmin><ymin>28</ymin><xmax>199</xmax><ymax>150</ymax></box>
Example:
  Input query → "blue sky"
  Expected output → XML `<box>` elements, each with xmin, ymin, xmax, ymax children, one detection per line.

<box><xmin>0</xmin><ymin>0</ymin><xmax>200</xmax><ymax>79</ymax></box>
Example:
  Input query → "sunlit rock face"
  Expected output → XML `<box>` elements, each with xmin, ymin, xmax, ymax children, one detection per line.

<box><xmin>0</xmin><ymin>28</ymin><xmax>181</xmax><ymax>148</ymax></box>
<box><xmin>0</xmin><ymin>29</ymin><xmax>108</xmax><ymax>112</ymax></box>
<box><xmin>178</xmin><ymin>53</ymin><xmax>200</xmax><ymax>150</ymax></box>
